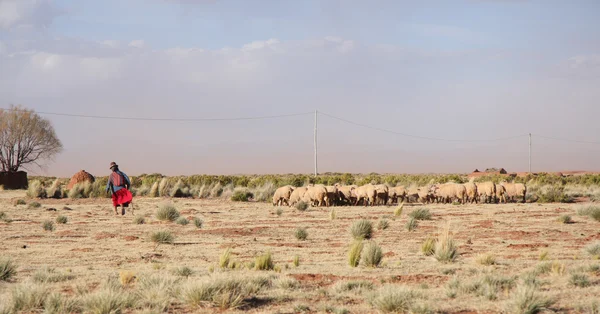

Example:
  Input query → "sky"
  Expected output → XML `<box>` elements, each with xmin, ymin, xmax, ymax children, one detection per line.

<box><xmin>1</xmin><ymin>0</ymin><xmax>600</xmax><ymax>177</ymax></box>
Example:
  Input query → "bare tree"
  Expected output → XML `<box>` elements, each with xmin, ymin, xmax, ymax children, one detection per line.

<box><xmin>0</xmin><ymin>105</ymin><xmax>63</xmax><ymax>172</ymax></box>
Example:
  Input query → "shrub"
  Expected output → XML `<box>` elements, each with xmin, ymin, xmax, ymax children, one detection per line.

<box><xmin>295</xmin><ymin>201</ymin><xmax>309</xmax><ymax>211</ymax></box>
<box><xmin>295</xmin><ymin>227</ymin><xmax>308</xmax><ymax>241</ymax></box>
<box><xmin>275</xmin><ymin>277</ymin><xmax>299</xmax><ymax>290</ymax></box>
<box><xmin>150</xmin><ymin>230</ymin><xmax>175</xmax><ymax>246</ymax></box>
<box><xmin>0</xmin><ymin>258</ymin><xmax>17</xmax><ymax>281</ymax></box>
<box><xmin>149</xmin><ymin>181</ymin><xmax>160</xmax><ymax>197</ymax></box>
<box><xmin>434</xmin><ymin>227</ymin><xmax>458</xmax><ymax>263</ymax></box>
<box><xmin>183</xmin><ymin>274</ymin><xmax>271</xmax><ymax>310</ymax></box>
<box><xmin>586</xmin><ymin>242</ymin><xmax>600</xmax><ymax>258</ymax></box>
<box><xmin>33</xmin><ymin>267</ymin><xmax>75</xmax><ymax>283</ymax></box>
<box><xmin>421</xmin><ymin>237</ymin><xmax>436</xmax><ymax>256</ymax></box>
<box><xmin>293</xmin><ymin>255</ymin><xmax>300</xmax><ymax>267</ymax></box>
<box><xmin>394</xmin><ymin>204</ymin><xmax>404</xmax><ymax>217</ymax></box>
<box><xmin>27</xmin><ymin>180</ymin><xmax>46</xmax><ymax>198</ymax></box>
<box><xmin>408</xmin><ymin>208</ymin><xmax>431</xmax><ymax>220</ymax></box>
<box><xmin>476</xmin><ymin>253</ymin><xmax>496</xmax><ymax>266</ymax></box>
<box><xmin>219</xmin><ymin>248</ymin><xmax>232</xmax><ymax>269</ymax></box>
<box><xmin>557</xmin><ymin>215</ymin><xmax>573</xmax><ymax>224</ymax></box>
<box><xmin>42</xmin><ymin>220</ymin><xmax>54</xmax><ymax>231</ymax></box>
<box><xmin>15</xmin><ymin>199</ymin><xmax>26</xmax><ymax>205</ymax></box>
<box><xmin>348</xmin><ymin>240</ymin><xmax>363</xmax><ymax>268</ymax></box>
<box><xmin>406</xmin><ymin>217</ymin><xmax>418</xmax><ymax>232</ymax></box>
<box><xmin>255</xmin><ymin>251</ymin><xmax>274</xmax><ymax>270</ymax></box>
<box><xmin>83</xmin><ymin>288</ymin><xmax>134</xmax><ymax>314</ymax></box>
<box><xmin>350</xmin><ymin>219</ymin><xmax>373</xmax><ymax>240</ymax></box>
<box><xmin>155</xmin><ymin>202</ymin><xmax>180</xmax><ymax>222</ymax></box>
<box><xmin>505</xmin><ymin>285</ymin><xmax>555</xmax><ymax>314</ymax></box>
<box><xmin>176</xmin><ymin>217</ymin><xmax>189</xmax><ymax>226</ymax></box>
<box><xmin>570</xmin><ymin>273</ymin><xmax>591</xmax><ymax>288</ymax></box>
<box><xmin>173</xmin><ymin>266</ymin><xmax>194</xmax><ymax>277</ymax></box>
<box><xmin>361</xmin><ymin>241</ymin><xmax>383</xmax><ymax>267</ymax></box>
<box><xmin>56</xmin><ymin>215</ymin><xmax>68</xmax><ymax>224</ymax></box>
<box><xmin>29</xmin><ymin>201</ymin><xmax>41</xmax><ymax>209</ymax></box>
<box><xmin>135</xmin><ymin>274</ymin><xmax>180</xmax><ymax>312</ymax></box>
<box><xmin>378</xmin><ymin>219</ymin><xmax>390</xmax><ymax>230</ymax></box>
<box><xmin>134</xmin><ymin>215</ymin><xmax>146</xmax><ymax>224</ymax></box>
<box><xmin>231</xmin><ymin>190</ymin><xmax>253</xmax><ymax>202</ymax></box>
<box><xmin>535</xmin><ymin>185</ymin><xmax>574</xmax><ymax>203</ymax></box>
<box><xmin>193</xmin><ymin>217</ymin><xmax>203</xmax><ymax>229</ymax></box>
<box><xmin>368</xmin><ymin>286</ymin><xmax>423</xmax><ymax>313</ymax></box>
<box><xmin>276</xmin><ymin>208</ymin><xmax>283</xmax><ymax>217</ymax></box>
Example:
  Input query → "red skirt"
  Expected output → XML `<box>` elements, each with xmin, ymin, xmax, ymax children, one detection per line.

<box><xmin>112</xmin><ymin>188</ymin><xmax>133</xmax><ymax>207</ymax></box>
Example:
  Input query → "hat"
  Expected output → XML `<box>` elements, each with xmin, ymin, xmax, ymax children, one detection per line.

<box><xmin>109</xmin><ymin>162</ymin><xmax>118</xmax><ymax>170</ymax></box>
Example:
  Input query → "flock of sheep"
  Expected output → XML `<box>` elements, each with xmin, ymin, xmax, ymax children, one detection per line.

<box><xmin>272</xmin><ymin>181</ymin><xmax>527</xmax><ymax>207</ymax></box>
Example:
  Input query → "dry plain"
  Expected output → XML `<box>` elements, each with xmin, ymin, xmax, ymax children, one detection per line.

<box><xmin>1</xmin><ymin>190</ymin><xmax>600</xmax><ymax>313</ymax></box>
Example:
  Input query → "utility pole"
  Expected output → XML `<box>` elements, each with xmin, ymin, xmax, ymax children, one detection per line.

<box><xmin>314</xmin><ymin>110</ymin><xmax>318</xmax><ymax>176</ymax></box>
<box><xmin>529</xmin><ymin>133</ymin><xmax>532</xmax><ymax>173</ymax></box>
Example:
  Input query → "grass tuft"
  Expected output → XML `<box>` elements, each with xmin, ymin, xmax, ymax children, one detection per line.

<box><xmin>506</xmin><ymin>285</ymin><xmax>555</xmax><ymax>314</ymax></box>
<box><xmin>173</xmin><ymin>266</ymin><xmax>194</xmax><ymax>277</ymax></box>
<box><xmin>27</xmin><ymin>180</ymin><xmax>47</xmax><ymax>198</ymax></box>
<box><xmin>295</xmin><ymin>227</ymin><xmax>308</xmax><ymax>241</ymax></box>
<box><xmin>119</xmin><ymin>270</ymin><xmax>136</xmax><ymax>286</ymax></box>
<box><xmin>330</xmin><ymin>209</ymin><xmax>336</xmax><ymax>220</ymax></box>
<box><xmin>150</xmin><ymin>230</ymin><xmax>175</xmax><ymax>246</ymax></box>
<box><xmin>29</xmin><ymin>201</ymin><xmax>42</xmax><ymax>209</ymax></box>
<box><xmin>255</xmin><ymin>251</ymin><xmax>274</xmax><ymax>271</ymax></box>
<box><xmin>350</xmin><ymin>219</ymin><xmax>373</xmax><ymax>240</ymax></box>
<box><xmin>155</xmin><ymin>202</ymin><xmax>180</xmax><ymax>222</ymax></box>
<box><xmin>570</xmin><ymin>273</ymin><xmax>591</xmax><ymax>288</ymax></box>
<box><xmin>276</xmin><ymin>208</ymin><xmax>283</xmax><ymax>217</ymax></box>
<box><xmin>361</xmin><ymin>241</ymin><xmax>383</xmax><ymax>268</ymax></box>
<box><xmin>406</xmin><ymin>217</ymin><xmax>418</xmax><ymax>232</ymax></box>
<box><xmin>176</xmin><ymin>217</ymin><xmax>189</xmax><ymax>226</ymax></box>
<box><xmin>33</xmin><ymin>267</ymin><xmax>75</xmax><ymax>283</ymax></box>
<box><xmin>378</xmin><ymin>219</ymin><xmax>390</xmax><ymax>230</ymax></box>
<box><xmin>44</xmin><ymin>292</ymin><xmax>81</xmax><ymax>314</ymax></box>
<box><xmin>434</xmin><ymin>225</ymin><xmax>458</xmax><ymax>263</ymax></box>
<box><xmin>293</xmin><ymin>255</ymin><xmax>300</xmax><ymax>267</ymax></box>
<box><xmin>538</xmin><ymin>250</ymin><xmax>549</xmax><ymax>261</ymax></box>
<box><xmin>421</xmin><ymin>236</ymin><xmax>436</xmax><ymax>256</ymax></box>
<box><xmin>10</xmin><ymin>282</ymin><xmax>50</xmax><ymax>313</ymax></box>
<box><xmin>408</xmin><ymin>208</ymin><xmax>432</xmax><ymax>220</ymax></box>
<box><xmin>369</xmin><ymin>286</ymin><xmax>423</xmax><ymax>313</ymax></box>
<box><xmin>558</xmin><ymin>214</ymin><xmax>573</xmax><ymax>224</ymax></box>
<box><xmin>55</xmin><ymin>215</ymin><xmax>68</xmax><ymax>224</ymax></box>
<box><xmin>219</xmin><ymin>248</ymin><xmax>232</xmax><ymax>269</ymax></box>
<box><xmin>577</xmin><ymin>205</ymin><xmax>600</xmax><ymax>221</ymax></box>
<box><xmin>42</xmin><ymin>220</ymin><xmax>54</xmax><ymax>231</ymax></box>
<box><xmin>134</xmin><ymin>215</ymin><xmax>146</xmax><ymax>224</ymax></box>
<box><xmin>0</xmin><ymin>258</ymin><xmax>17</xmax><ymax>281</ymax></box>
<box><xmin>394</xmin><ymin>204</ymin><xmax>404</xmax><ymax>217</ymax></box>
<box><xmin>586</xmin><ymin>242</ymin><xmax>600</xmax><ymax>258</ymax></box>
<box><xmin>348</xmin><ymin>240</ymin><xmax>364</xmax><ymax>268</ymax></box>
<box><xmin>295</xmin><ymin>201</ymin><xmax>309</xmax><ymax>211</ymax></box>
<box><xmin>476</xmin><ymin>253</ymin><xmax>497</xmax><ymax>266</ymax></box>
<box><xmin>193</xmin><ymin>217</ymin><xmax>203</xmax><ymax>229</ymax></box>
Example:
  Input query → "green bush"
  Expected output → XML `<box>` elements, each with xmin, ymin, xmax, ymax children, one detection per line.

<box><xmin>408</xmin><ymin>208</ymin><xmax>432</xmax><ymax>220</ymax></box>
<box><xmin>28</xmin><ymin>202</ymin><xmax>42</xmax><ymax>209</ymax></box>
<box><xmin>255</xmin><ymin>251</ymin><xmax>274</xmax><ymax>271</ymax></box>
<box><xmin>42</xmin><ymin>220</ymin><xmax>54</xmax><ymax>231</ymax></box>
<box><xmin>56</xmin><ymin>215</ymin><xmax>68</xmax><ymax>224</ymax></box>
<box><xmin>295</xmin><ymin>227</ymin><xmax>308</xmax><ymax>241</ymax></box>
<box><xmin>231</xmin><ymin>190</ymin><xmax>253</xmax><ymax>202</ymax></box>
<box><xmin>176</xmin><ymin>217</ymin><xmax>189</xmax><ymax>226</ymax></box>
<box><xmin>295</xmin><ymin>201</ymin><xmax>309</xmax><ymax>211</ymax></box>
<box><xmin>150</xmin><ymin>230</ymin><xmax>175</xmax><ymax>245</ymax></box>
<box><xmin>193</xmin><ymin>217</ymin><xmax>203</xmax><ymax>229</ymax></box>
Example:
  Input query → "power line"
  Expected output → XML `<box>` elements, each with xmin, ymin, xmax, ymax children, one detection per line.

<box><xmin>319</xmin><ymin>111</ymin><xmax>529</xmax><ymax>142</ymax></box>
<box><xmin>534</xmin><ymin>134</ymin><xmax>600</xmax><ymax>145</ymax></box>
<box><xmin>0</xmin><ymin>107</ymin><xmax>314</xmax><ymax>121</ymax></box>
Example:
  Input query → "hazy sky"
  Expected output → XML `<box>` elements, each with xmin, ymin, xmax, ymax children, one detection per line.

<box><xmin>1</xmin><ymin>0</ymin><xmax>600</xmax><ymax>177</ymax></box>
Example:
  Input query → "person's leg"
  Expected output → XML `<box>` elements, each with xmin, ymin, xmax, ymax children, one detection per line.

<box><xmin>121</xmin><ymin>205</ymin><xmax>125</xmax><ymax>215</ymax></box>
<box><xmin>114</xmin><ymin>206</ymin><xmax>119</xmax><ymax>215</ymax></box>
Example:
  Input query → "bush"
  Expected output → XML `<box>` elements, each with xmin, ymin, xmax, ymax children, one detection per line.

<box><xmin>150</xmin><ymin>230</ymin><xmax>175</xmax><ymax>245</ymax></box>
<box><xmin>134</xmin><ymin>215</ymin><xmax>146</xmax><ymax>224</ymax></box>
<box><xmin>56</xmin><ymin>215</ymin><xmax>68</xmax><ymax>224</ymax></box>
<box><xmin>193</xmin><ymin>217</ymin><xmax>203</xmax><ymax>229</ymax></box>
<box><xmin>42</xmin><ymin>220</ymin><xmax>54</xmax><ymax>231</ymax></box>
<box><xmin>15</xmin><ymin>199</ymin><xmax>26</xmax><ymax>205</ymax></box>
<box><xmin>506</xmin><ymin>285</ymin><xmax>555</xmax><ymax>314</ymax></box>
<box><xmin>535</xmin><ymin>186</ymin><xmax>574</xmax><ymax>203</ymax></box>
<box><xmin>29</xmin><ymin>201</ymin><xmax>41</xmax><ymax>209</ymax></box>
<box><xmin>231</xmin><ymin>190</ymin><xmax>253</xmax><ymax>202</ymax></box>
<box><xmin>255</xmin><ymin>251</ymin><xmax>274</xmax><ymax>270</ymax></box>
<box><xmin>155</xmin><ymin>202</ymin><xmax>180</xmax><ymax>222</ymax></box>
<box><xmin>361</xmin><ymin>241</ymin><xmax>383</xmax><ymax>267</ymax></box>
<box><xmin>421</xmin><ymin>237</ymin><xmax>436</xmax><ymax>256</ymax></box>
<box><xmin>27</xmin><ymin>180</ymin><xmax>47</xmax><ymax>198</ymax></box>
<box><xmin>578</xmin><ymin>205</ymin><xmax>600</xmax><ymax>222</ymax></box>
<box><xmin>176</xmin><ymin>217</ymin><xmax>189</xmax><ymax>226</ymax></box>
<box><xmin>348</xmin><ymin>240</ymin><xmax>363</xmax><ymax>267</ymax></box>
<box><xmin>570</xmin><ymin>273</ymin><xmax>591</xmax><ymax>288</ymax></box>
<box><xmin>369</xmin><ymin>286</ymin><xmax>423</xmax><ymax>313</ymax></box>
<box><xmin>406</xmin><ymin>217</ymin><xmax>418</xmax><ymax>232</ymax></box>
<box><xmin>434</xmin><ymin>227</ymin><xmax>458</xmax><ymax>263</ymax></box>
<box><xmin>378</xmin><ymin>219</ymin><xmax>390</xmax><ymax>230</ymax></box>
<box><xmin>10</xmin><ymin>282</ymin><xmax>50</xmax><ymax>313</ymax></box>
<box><xmin>135</xmin><ymin>274</ymin><xmax>179</xmax><ymax>312</ymax></box>
<box><xmin>0</xmin><ymin>258</ymin><xmax>17</xmax><ymax>281</ymax></box>
<box><xmin>276</xmin><ymin>208</ymin><xmax>283</xmax><ymax>217</ymax></box>
<box><xmin>295</xmin><ymin>201</ymin><xmax>309</xmax><ymax>211</ymax></box>
<box><xmin>350</xmin><ymin>219</ymin><xmax>373</xmax><ymax>240</ymax></box>
<box><xmin>408</xmin><ymin>208</ymin><xmax>432</xmax><ymax>220</ymax></box>
<box><xmin>275</xmin><ymin>277</ymin><xmax>299</xmax><ymax>290</ymax></box>
<box><xmin>295</xmin><ymin>227</ymin><xmax>308</xmax><ymax>241</ymax></box>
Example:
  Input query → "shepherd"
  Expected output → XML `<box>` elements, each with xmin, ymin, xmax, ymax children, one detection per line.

<box><xmin>106</xmin><ymin>162</ymin><xmax>133</xmax><ymax>215</ymax></box>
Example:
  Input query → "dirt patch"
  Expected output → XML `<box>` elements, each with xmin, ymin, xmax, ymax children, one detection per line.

<box><xmin>474</xmin><ymin>220</ymin><xmax>494</xmax><ymax>228</ymax></box>
<box><xmin>196</xmin><ymin>226</ymin><xmax>269</xmax><ymax>237</ymax></box>
<box><xmin>94</xmin><ymin>232</ymin><xmax>117</xmax><ymax>240</ymax></box>
<box><xmin>123</xmin><ymin>236</ymin><xmax>139</xmax><ymax>241</ymax></box>
<box><xmin>507</xmin><ymin>243</ymin><xmax>549</xmax><ymax>249</ymax></box>
<box><xmin>388</xmin><ymin>274</ymin><xmax>448</xmax><ymax>285</ymax></box>
<box><xmin>71</xmin><ymin>248</ymin><xmax>93</xmax><ymax>252</ymax></box>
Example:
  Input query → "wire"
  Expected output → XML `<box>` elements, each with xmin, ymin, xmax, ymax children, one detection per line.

<box><xmin>0</xmin><ymin>107</ymin><xmax>313</xmax><ymax>121</ymax></box>
<box><xmin>534</xmin><ymin>134</ymin><xmax>600</xmax><ymax>145</ymax></box>
<box><xmin>318</xmin><ymin>111</ymin><xmax>529</xmax><ymax>142</ymax></box>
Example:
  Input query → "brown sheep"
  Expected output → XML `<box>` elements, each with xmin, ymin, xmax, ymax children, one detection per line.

<box><xmin>272</xmin><ymin>185</ymin><xmax>294</xmax><ymax>206</ymax></box>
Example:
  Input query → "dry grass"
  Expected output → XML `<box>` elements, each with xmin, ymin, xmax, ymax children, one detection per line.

<box><xmin>348</xmin><ymin>240</ymin><xmax>363</xmax><ymax>268</ymax></box>
<box><xmin>350</xmin><ymin>219</ymin><xmax>373</xmax><ymax>240</ymax></box>
<box><xmin>183</xmin><ymin>274</ymin><xmax>271</xmax><ymax>310</ymax></box>
<box><xmin>368</xmin><ymin>286</ymin><xmax>424</xmax><ymax>313</ymax></box>
<box><xmin>33</xmin><ymin>267</ymin><xmax>75</xmax><ymax>283</ymax></box>
<box><xmin>394</xmin><ymin>203</ymin><xmax>404</xmax><ymax>217</ymax></box>
<box><xmin>505</xmin><ymin>285</ymin><xmax>554</xmax><ymax>314</ymax></box>
<box><xmin>55</xmin><ymin>215</ymin><xmax>68</xmax><ymax>224</ymax></box>
<box><xmin>0</xmin><ymin>258</ymin><xmax>17</xmax><ymax>281</ymax></box>
<box><xmin>406</xmin><ymin>217</ymin><xmax>418</xmax><ymax>232</ymax></box>
<box><xmin>421</xmin><ymin>236</ymin><xmax>436</xmax><ymax>256</ymax></box>
<box><xmin>219</xmin><ymin>248</ymin><xmax>232</xmax><ymax>269</ymax></box>
<box><xmin>42</xmin><ymin>220</ymin><xmax>54</xmax><ymax>231</ymax></box>
<box><xmin>476</xmin><ymin>253</ymin><xmax>496</xmax><ymax>266</ymax></box>
<box><xmin>155</xmin><ymin>202</ymin><xmax>180</xmax><ymax>222</ymax></box>
<box><xmin>408</xmin><ymin>208</ymin><xmax>432</xmax><ymax>220</ymax></box>
<box><xmin>254</xmin><ymin>251</ymin><xmax>274</xmax><ymax>271</ymax></box>
<box><xmin>434</xmin><ymin>225</ymin><xmax>458</xmax><ymax>263</ymax></box>
<box><xmin>134</xmin><ymin>215</ymin><xmax>146</xmax><ymax>224</ymax></box>
<box><xmin>360</xmin><ymin>241</ymin><xmax>383</xmax><ymax>267</ymax></box>
<box><xmin>295</xmin><ymin>227</ymin><xmax>308</xmax><ymax>241</ymax></box>
<box><xmin>150</xmin><ymin>230</ymin><xmax>174</xmax><ymax>246</ymax></box>
<box><xmin>193</xmin><ymin>217</ymin><xmax>203</xmax><ymax>229</ymax></box>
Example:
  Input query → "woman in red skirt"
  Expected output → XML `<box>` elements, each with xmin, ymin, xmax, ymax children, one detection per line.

<box><xmin>106</xmin><ymin>162</ymin><xmax>133</xmax><ymax>215</ymax></box>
